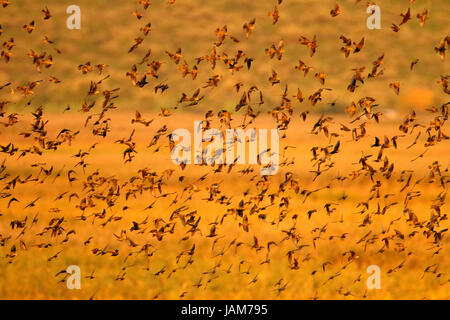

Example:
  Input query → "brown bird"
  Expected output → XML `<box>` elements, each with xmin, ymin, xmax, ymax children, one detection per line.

<box><xmin>353</xmin><ymin>37</ymin><xmax>365</xmax><ymax>54</ymax></box>
<box><xmin>23</xmin><ymin>21</ymin><xmax>35</xmax><ymax>34</ymax></box>
<box><xmin>410</xmin><ymin>59</ymin><xmax>419</xmax><ymax>70</ymax></box>
<box><xmin>299</xmin><ymin>35</ymin><xmax>318</xmax><ymax>57</ymax></box>
<box><xmin>268</xmin><ymin>69</ymin><xmax>280</xmax><ymax>86</ymax></box>
<box><xmin>435</xmin><ymin>37</ymin><xmax>448</xmax><ymax>61</ymax></box>
<box><xmin>416</xmin><ymin>9</ymin><xmax>428</xmax><ymax>27</ymax></box>
<box><xmin>268</xmin><ymin>6</ymin><xmax>280</xmax><ymax>24</ymax></box>
<box><xmin>265</xmin><ymin>40</ymin><xmax>284</xmax><ymax>60</ymax></box>
<box><xmin>399</xmin><ymin>8</ymin><xmax>411</xmax><ymax>26</ymax></box>
<box><xmin>389</xmin><ymin>82</ymin><xmax>400</xmax><ymax>95</ymax></box>
<box><xmin>330</xmin><ymin>3</ymin><xmax>341</xmax><ymax>17</ymax></box>
<box><xmin>243</xmin><ymin>18</ymin><xmax>256</xmax><ymax>38</ymax></box>
<box><xmin>42</xmin><ymin>6</ymin><xmax>51</xmax><ymax>20</ymax></box>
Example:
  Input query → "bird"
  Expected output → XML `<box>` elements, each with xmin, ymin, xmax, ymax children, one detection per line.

<box><xmin>0</xmin><ymin>0</ymin><xmax>447</xmax><ymax>301</ymax></box>
<box><xmin>299</xmin><ymin>35</ymin><xmax>318</xmax><ymax>57</ymax></box>
<box><xmin>330</xmin><ymin>3</ymin><xmax>341</xmax><ymax>17</ymax></box>
<box><xmin>243</xmin><ymin>19</ymin><xmax>256</xmax><ymax>38</ymax></box>
<box><xmin>41</xmin><ymin>6</ymin><xmax>51</xmax><ymax>20</ymax></box>
<box><xmin>268</xmin><ymin>6</ymin><xmax>280</xmax><ymax>24</ymax></box>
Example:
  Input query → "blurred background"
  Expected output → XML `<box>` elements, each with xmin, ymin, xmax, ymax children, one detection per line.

<box><xmin>0</xmin><ymin>0</ymin><xmax>448</xmax><ymax>115</ymax></box>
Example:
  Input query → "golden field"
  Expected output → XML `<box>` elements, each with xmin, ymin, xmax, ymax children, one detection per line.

<box><xmin>0</xmin><ymin>112</ymin><xmax>449</xmax><ymax>299</ymax></box>
<box><xmin>0</xmin><ymin>0</ymin><xmax>449</xmax><ymax>300</ymax></box>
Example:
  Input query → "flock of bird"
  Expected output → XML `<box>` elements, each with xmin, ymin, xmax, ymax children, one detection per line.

<box><xmin>0</xmin><ymin>0</ymin><xmax>449</xmax><ymax>299</ymax></box>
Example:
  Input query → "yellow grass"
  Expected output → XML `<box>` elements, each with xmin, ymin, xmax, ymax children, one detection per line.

<box><xmin>0</xmin><ymin>112</ymin><xmax>449</xmax><ymax>299</ymax></box>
